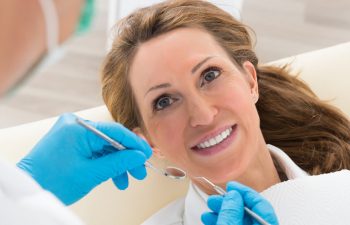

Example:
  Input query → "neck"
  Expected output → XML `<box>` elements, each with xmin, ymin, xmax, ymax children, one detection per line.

<box><xmin>235</xmin><ymin>141</ymin><xmax>281</xmax><ymax>192</ymax></box>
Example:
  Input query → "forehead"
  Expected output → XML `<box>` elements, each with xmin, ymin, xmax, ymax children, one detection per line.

<box><xmin>128</xmin><ymin>28</ymin><xmax>229</xmax><ymax>92</ymax></box>
<box><xmin>133</xmin><ymin>27</ymin><xmax>228</xmax><ymax>68</ymax></box>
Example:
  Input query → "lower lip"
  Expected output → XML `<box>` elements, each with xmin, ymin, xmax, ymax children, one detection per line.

<box><xmin>191</xmin><ymin>125</ymin><xmax>238</xmax><ymax>156</ymax></box>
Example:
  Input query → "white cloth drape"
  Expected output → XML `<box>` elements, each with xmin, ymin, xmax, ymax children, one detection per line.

<box><xmin>0</xmin><ymin>159</ymin><xmax>84</xmax><ymax>225</ymax></box>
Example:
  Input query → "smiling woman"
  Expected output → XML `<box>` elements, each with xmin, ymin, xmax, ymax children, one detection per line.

<box><xmin>101</xmin><ymin>0</ymin><xmax>350</xmax><ymax>224</ymax></box>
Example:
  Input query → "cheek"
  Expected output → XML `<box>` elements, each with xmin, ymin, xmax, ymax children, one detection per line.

<box><xmin>217</xmin><ymin>80</ymin><xmax>255</xmax><ymax>116</ymax></box>
<box><xmin>218</xmin><ymin>80</ymin><xmax>261</xmax><ymax>144</ymax></box>
<box><xmin>147</xmin><ymin>115</ymin><xmax>187</xmax><ymax>162</ymax></box>
<box><xmin>232</xmin><ymin>91</ymin><xmax>260</xmax><ymax>137</ymax></box>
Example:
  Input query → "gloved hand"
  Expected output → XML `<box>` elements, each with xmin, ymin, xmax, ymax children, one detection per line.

<box><xmin>17</xmin><ymin>113</ymin><xmax>152</xmax><ymax>205</ymax></box>
<box><xmin>201</xmin><ymin>181</ymin><xmax>279</xmax><ymax>225</ymax></box>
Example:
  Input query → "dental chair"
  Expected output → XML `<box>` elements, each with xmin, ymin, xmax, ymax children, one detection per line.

<box><xmin>0</xmin><ymin>42</ymin><xmax>349</xmax><ymax>225</ymax></box>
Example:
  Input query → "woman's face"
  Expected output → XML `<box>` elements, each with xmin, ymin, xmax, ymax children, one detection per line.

<box><xmin>129</xmin><ymin>28</ymin><xmax>263</xmax><ymax>186</ymax></box>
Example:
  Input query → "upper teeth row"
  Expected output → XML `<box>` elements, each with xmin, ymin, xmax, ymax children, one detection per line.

<box><xmin>196</xmin><ymin>127</ymin><xmax>232</xmax><ymax>149</ymax></box>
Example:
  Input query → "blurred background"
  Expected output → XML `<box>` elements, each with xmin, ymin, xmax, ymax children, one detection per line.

<box><xmin>0</xmin><ymin>0</ymin><xmax>349</xmax><ymax>128</ymax></box>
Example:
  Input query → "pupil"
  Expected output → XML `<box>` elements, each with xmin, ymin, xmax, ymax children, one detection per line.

<box><xmin>159</xmin><ymin>98</ymin><xmax>169</xmax><ymax>107</ymax></box>
<box><xmin>205</xmin><ymin>71</ymin><xmax>215</xmax><ymax>81</ymax></box>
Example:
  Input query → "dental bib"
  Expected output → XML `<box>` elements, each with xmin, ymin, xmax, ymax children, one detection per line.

<box><xmin>261</xmin><ymin>170</ymin><xmax>350</xmax><ymax>225</ymax></box>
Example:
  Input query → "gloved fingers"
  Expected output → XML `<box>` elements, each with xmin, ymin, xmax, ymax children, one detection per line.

<box><xmin>226</xmin><ymin>181</ymin><xmax>261</xmax><ymax>208</ymax></box>
<box><xmin>112</xmin><ymin>172</ymin><xmax>129</xmax><ymax>190</ymax></box>
<box><xmin>201</xmin><ymin>212</ymin><xmax>218</xmax><ymax>225</ymax></box>
<box><xmin>91</xmin><ymin>150</ymin><xmax>147</xmax><ymax>181</ymax></box>
<box><xmin>87</xmin><ymin>120</ymin><xmax>152</xmax><ymax>158</ymax></box>
<box><xmin>217</xmin><ymin>190</ymin><xmax>244</xmax><ymax>225</ymax></box>
<box><xmin>52</xmin><ymin>113</ymin><xmax>86</xmax><ymax>136</ymax></box>
<box><xmin>128</xmin><ymin>165</ymin><xmax>147</xmax><ymax>180</ymax></box>
<box><xmin>245</xmin><ymin>200</ymin><xmax>278</xmax><ymax>225</ymax></box>
<box><xmin>248</xmin><ymin>200</ymin><xmax>278</xmax><ymax>225</ymax></box>
<box><xmin>46</xmin><ymin>114</ymin><xmax>98</xmax><ymax>159</ymax></box>
<box><xmin>227</xmin><ymin>181</ymin><xmax>279</xmax><ymax>225</ymax></box>
<box><xmin>55</xmin><ymin>113</ymin><xmax>78</xmax><ymax>126</ymax></box>
<box><xmin>207</xmin><ymin>195</ymin><xmax>223</xmax><ymax>212</ymax></box>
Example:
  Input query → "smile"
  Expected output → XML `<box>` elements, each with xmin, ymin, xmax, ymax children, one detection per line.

<box><xmin>191</xmin><ymin>124</ymin><xmax>238</xmax><ymax>156</ymax></box>
<box><xmin>196</xmin><ymin>127</ymin><xmax>232</xmax><ymax>149</ymax></box>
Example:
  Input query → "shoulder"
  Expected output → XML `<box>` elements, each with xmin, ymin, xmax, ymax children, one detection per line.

<box><xmin>141</xmin><ymin>197</ymin><xmax>185</xmax><ymax>225</ymax></box>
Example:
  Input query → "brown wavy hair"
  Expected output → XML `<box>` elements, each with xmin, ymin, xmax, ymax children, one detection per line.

<box><xmin>101</xmin><ymin>0</ymin><xmax>350</xmax><ymax>175</ymax></box>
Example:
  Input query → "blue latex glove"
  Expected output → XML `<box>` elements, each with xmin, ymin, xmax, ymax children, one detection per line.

<box><xmin>201</xmin><ymin>181</ymin><xmax>279</xmax><ymax>225</ymax></box>
<box><xmin>17</xmin><ymin>113</ymin><xmax>152</xmax><ymax>205</ymax></box>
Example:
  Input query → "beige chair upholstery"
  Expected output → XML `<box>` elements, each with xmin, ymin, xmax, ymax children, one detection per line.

<box><xmin>0</xmin><ymin>42</ymin><xmax>349</xmax><ymax>225</ymax></box>
<box><xmin>269</xmin><ymin>42</ymin><xmax>350</xmax><ymax>117</ymax></box>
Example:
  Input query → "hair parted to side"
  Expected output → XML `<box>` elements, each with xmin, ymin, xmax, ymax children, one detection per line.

<box><xmin>101</xmin><ymin>0</ymin><xmax>350</xmax><ymax>175</ymax></box>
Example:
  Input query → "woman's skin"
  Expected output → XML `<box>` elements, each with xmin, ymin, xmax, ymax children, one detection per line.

<box><xmin>129</xmin><ymin>27</ymin><xmax>281</xmax><ymax>194</ymax></box>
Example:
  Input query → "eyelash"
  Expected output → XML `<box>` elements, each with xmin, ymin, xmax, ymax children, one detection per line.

<box><xmin>152</xmin><ymin>94</ymin><xmax>179</xmax><ymax>112</ymax></box>
<box><xmin>199</xmin><ymin>66</ymin><xmax>222</xmax><ymax>87</ymax></box>
<box><xmin>152</xmin><ymin>66</ymin><xmax>223</xmax><ymax>112</ymax></box>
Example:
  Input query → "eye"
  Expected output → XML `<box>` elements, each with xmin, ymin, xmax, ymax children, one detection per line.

<box><xmin>153</xmin><ymin>95</ymin><xmax>175</xmax><ymax>111</ymax></box>
<box><xmin>200</xmin><ymin>66</ymin><xmax>222</xmax><ymax>87</ymax></box>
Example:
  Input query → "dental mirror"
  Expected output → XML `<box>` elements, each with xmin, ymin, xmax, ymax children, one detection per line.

<box><xmin>163</xmin><ymin>166</ymin><xmax>187</xmax><ymax>179</ymax></box>
<box><xmin>76</xmin><ymin>118</ymin><xmax>186</xmax><ymax>180</ymax></box>
<box><xmin>145</xmin><ymin>162</ymin><xmax>186</xmax><ymax>180</ymax></box>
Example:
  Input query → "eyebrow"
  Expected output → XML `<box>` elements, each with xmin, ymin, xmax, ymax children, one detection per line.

<box><xmin>144</xmin><ymin>56</ymin><xmax>214</xmax><ymax>97</ymax></box>
<box><xmin>145</xmin><ymin>83</ymin><xmax>171</xmax><ymax>97</ymax></box>
<box><xmin>191</xmin><ymin>56</ymin><xmax>214</xmax><ymax>74</ymax></box>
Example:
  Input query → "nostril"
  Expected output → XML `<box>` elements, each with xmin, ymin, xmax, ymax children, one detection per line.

<box><xmin>189</xmin><ymin>105</ymin><xmax>218</xmax><ymax>127</ymax></box>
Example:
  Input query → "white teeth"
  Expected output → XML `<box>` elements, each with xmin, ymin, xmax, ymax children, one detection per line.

<box><xmin>224</xmin><ymin>130</ymin><xmax>229</xmax><ymax>137</ymax></box>
<box><xmin>215</xmin><ymin>135</ymin><xmax>223</xmax><ymax>143</ymax></box>
<box><xmin>195</xmin><ymin>127</ymin><xmax>233</xmax><ymax>149</ymax></box>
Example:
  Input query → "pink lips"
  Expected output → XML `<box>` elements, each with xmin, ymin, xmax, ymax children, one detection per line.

<box><xmin>191</xmin><ymin>124</ymin><xmax>238</xmax><ymax>156</ymax></box>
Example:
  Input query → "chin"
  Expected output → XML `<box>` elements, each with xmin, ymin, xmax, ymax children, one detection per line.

<box><xmin>203</xmin><ymin>156</ymin><xmax>251</xmax><ymax>186</ymax></box>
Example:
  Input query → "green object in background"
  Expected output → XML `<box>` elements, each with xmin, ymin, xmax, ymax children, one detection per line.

<box><xmin>76</xmin><ymin>0</ymin><xmax>94</xmax><ymax>34</ymax></box>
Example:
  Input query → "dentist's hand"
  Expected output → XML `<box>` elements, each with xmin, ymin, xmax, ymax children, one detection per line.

<box><xmin>17</xmin><ymin>113</ymin><xmax>152</xmax><ymax>205</ymax></box>
<box><xmin>201</xmin><ymin>181</ymin><xmax>279</xmax><ymax>225</ymax></box>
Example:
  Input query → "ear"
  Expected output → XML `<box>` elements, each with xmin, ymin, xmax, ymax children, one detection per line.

<box><xmin>242</xmin><ymin>61</ymin><xmax>259</xmax><ymax>103</ymax></box>
<box><xmin>133</xmin><ymin>127</ymin><xmax>165</xmax><ymax>159</ymax></box>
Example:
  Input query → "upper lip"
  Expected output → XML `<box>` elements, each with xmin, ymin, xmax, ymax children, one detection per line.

<box><xmin>190</xmin><ymin>124</ymin><xmax>235</xmax><ymax>148</ymax></box>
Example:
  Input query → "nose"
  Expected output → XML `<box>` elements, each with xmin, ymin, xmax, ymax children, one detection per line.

<box><xmin>187</xmin><ymin>93</ymin><xmax>218</xmax><ymax>127</ymax></box>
